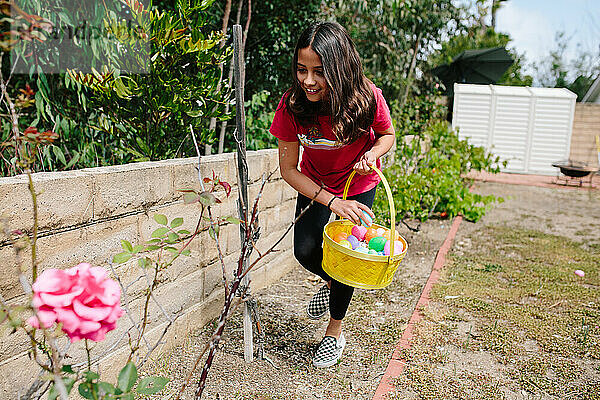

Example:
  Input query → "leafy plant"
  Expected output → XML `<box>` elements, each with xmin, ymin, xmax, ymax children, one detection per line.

<box><xmin>68</xmin><ymin>0</ymin><xmax>232</xmax><ymax>162</ymax></box>
<box><xmin>374</xmin><ymin>121</ymin><xmax>506</xmax><ymax>225</ymax></box>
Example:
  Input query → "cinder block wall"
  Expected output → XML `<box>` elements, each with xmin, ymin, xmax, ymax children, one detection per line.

<box><xmin>0</xmin><ymin>149</ymin><xmax>298</xmax><ymax>396</ymax></box>
<box><xmin>570</xmin><ymin>103</ymin><xmax>600</xmax><ymax>167</ymax></box>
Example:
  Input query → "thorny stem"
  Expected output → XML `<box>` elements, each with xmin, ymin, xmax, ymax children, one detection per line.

<box><xmin>85</xmin><ymin>339</ymin><xmax>91</xmax><ymax>371</ymax></box>
<box><xmin>27</xmin><ymin>170</ymin><xmax>39</xmax><ymax>281</ymax></box>
<box><xmin>190</xmin><ymin>125</ymin><xmax>230</xmax><ymax>298</ymax></box>
<box><xmin>175</xmin><ymin>295</ymin><xmax>244</xmax><ymax>400</ymax></box>
<box><xmin>128</xmin><ymin>264</ymin><xmax>159</xmax><ymax>363</ymax></box>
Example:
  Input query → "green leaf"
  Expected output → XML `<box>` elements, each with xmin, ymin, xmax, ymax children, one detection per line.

<box><xmin>170</xmin><ymin>217</ymin><xmax>183</xmax><ymax>228</ymax></box>
<box><xmin>48</xmin><ymin>377</ymin><xmax>75</xmax><ymax>400</ymax></box>
<box><xmin>117</xmin><ymin>362</ymin><xmax>137</xmax><ymax>393</ymax></box>
<box><xmin>138</xmin><ymin>258</ymin><xmax>148</xmax><ymax>268</ymax></box>
<box><xmin>52</xmin><ymin>146</ymin><xmax>67</xmax><ymax>166</ymax></box>
<box><xmin>178</xmin><ymin>229</ymin><xmax>191</xmax><ymax>235</ymax></box>
<box><xmin>132</xmin><ymin>245</ymin><xmax>144</xmax><ymax>253</ymax></box>
<box><xmin>145</xmin><ymin>245</ymin><xmax>160</xmax><ymax>251</ymax></box>
<box><xmin>61</xmin><ymin>365</ymin><xmax>74</xmax><ymax>373</ymax></box>
<box><xmin>208</xmin><ymin>225</ymin><xmax>219</xmax><ymax>240</ymax></box>
<box><xmin>136</xmin><ymin>376</ymin><xmax>169</xmax><ymax>395</ymax></box>
<box><xmin>198</xmin><ymin>191</ymin><xmax>218</xmax><ymax>206</ymax></box>
<box><xmin>167</xmin><ymin>232</ymin><xmax>179</xmax><ymax>242</ymax></box>
<box><xmin>113</xmin><ymin>252</ymin><xmax>132</xmax><ymax>264</ymax></box>
<box><xmin>225</xmin><ymin>216</ymin><xmax>242</xmax><ymax>224</ymax></box>
<box><xmin>183</xmin><ymin>192</ymin><xmax>199</xmax><ymax>204</ymax></box>
<box><xmin>97</xmin><ymin>381</ymin><xmax>115</xmax><ymax>396</ymax></box>
<box><xmin>78</xmin><ymin>382</ymin><xmax>96</xmax><ymax>399</ymax></box>
<box><xmin>181</xmin><ymin>249</ymin><xmax>191</xmax><ymax>256</ymax></box>
<box><xmin>83</xmin><ymin>371</ymin><xmax>99</xmax><ymax>381</ymax></box>
<box><xmin>121</xmin><ymin>240</ymin><xmax>133</xmax><ymax>252</ymax></box>
<box><xmin>151</xmin><ymin>227</ymin><xmax>169</xmax><ymax>238</ymax></box>
<box><xmin>153</xmin><ymin>214</ymin><xmax>168</xmax><ymax>225</ymax></box>
<box><xmin>165</xmin><ymin>246</ymin><xmax>178</xmax><ymax>254</ymax></box>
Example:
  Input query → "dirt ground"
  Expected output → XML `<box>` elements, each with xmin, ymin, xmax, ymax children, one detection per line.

<box><xmin>145</xmin><ymin>179</ymin><xmax>600</xmax><ymax>400</ymax></box>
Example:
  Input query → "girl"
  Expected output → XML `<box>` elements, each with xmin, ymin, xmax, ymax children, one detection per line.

<box><xmin>269</xmin><ymin>21</ymin><xmax>395</xmax><ymax>368</ymax></box>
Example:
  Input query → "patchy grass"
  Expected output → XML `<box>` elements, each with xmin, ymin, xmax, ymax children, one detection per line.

<box><xmin>392</xmin><ymin>226</ymin><xmax>600</xmax><ymax>399</ymax></box>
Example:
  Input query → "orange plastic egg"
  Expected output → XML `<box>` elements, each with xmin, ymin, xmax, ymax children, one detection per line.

<box><xmin>333</xmin><ymin>232</ymin><xmax>349</xmax><ymax>243</ymax></box>
<box><xmin>383</xmin><ymin>229</ymin><xmax>401</xmax><ymax>241</ymax></box>
<box><xmin>364</xmin><ymin>228</ymin><xmax>379</xmax><ymax>243</ymax></box>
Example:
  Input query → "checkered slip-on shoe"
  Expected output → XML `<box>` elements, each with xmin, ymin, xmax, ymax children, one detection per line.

<box><xmin>306</xmin><ymin>284</ymin><xmax>330</xmax><ymax>320</ymax></box>
<box><xmin>313</xmin><ymin>333</ymin><xmax>346</xmax><ymax>368</ymax></box>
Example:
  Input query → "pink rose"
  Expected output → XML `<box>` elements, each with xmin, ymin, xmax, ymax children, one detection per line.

<box><xmin>27</xmin><ymin>263</ymin><xmax>123</xmax><ymax>342</ymax></box>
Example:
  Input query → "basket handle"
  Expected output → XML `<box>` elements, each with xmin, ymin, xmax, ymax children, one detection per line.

<box><xmin>341</xmin><ymin>165</ymin><xmax>397</xmax><ymax>257</ymax></box>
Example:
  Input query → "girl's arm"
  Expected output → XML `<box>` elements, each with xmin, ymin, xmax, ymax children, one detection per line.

<box><xmin>278</xmin><ymin>139</ymin><xmax>374</xmax><ymax>224</ymax></box>
<box><xmin>353</xmin><ymin>126</ymin><xmax>396</xmax><ymax>175</ymax></box>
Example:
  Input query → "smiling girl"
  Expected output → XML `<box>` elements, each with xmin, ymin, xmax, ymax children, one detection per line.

<box><xmin>269</xmin><ymin>21</ymin><xmax>395</xmax><ymax>368</ymax></box>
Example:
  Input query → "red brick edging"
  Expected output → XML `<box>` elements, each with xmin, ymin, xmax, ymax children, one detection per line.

<box><xmin>372</xmin><ymin>215</ymin><xmax>463</xmax><ymax>400</ymax></box>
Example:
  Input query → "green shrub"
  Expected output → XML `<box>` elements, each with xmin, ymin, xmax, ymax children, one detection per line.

<box><xmin>374</xmin><ymin>121</ymin><xmax>505</xmax><ymax>225</ymax></box>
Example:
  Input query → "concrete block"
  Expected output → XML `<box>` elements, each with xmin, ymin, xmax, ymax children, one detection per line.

<box><xmin>196</xmin><ymin>229</ymin><xmax>220</xmax><ymax>266</ymax></box>
<box><xmin>247</xmin><ymin>150</ymin><xmax>269</xmax><ymax>183</ymax></box>
<box><xmin>0</xmin><ymin>242</ymin><xmax>28</xmax><ymax>300</ymax></box>
<box><xmin>0</xmin><ymin>351</ymin><xmax>39</xmax><ymax>399</ymax></box>
<box><xmin>252</xmin><ymin>180</ymin><xmax>283</xmax><ymax>210</ymax></box>
<box><xmin>281</xmin><ymin>182</ymin><xmax>298</xmax><ymax>202</ymax></box>
<box><xmin>90</xmin><ymin>162</ymin><xmax>173</xmax><ymax>219</ymax></box>
<box><xmin>0</xmin><ymin>170</ymin><xmax>94</xmax><ymax>232</ymax></box>
<box><xmin>203</xmin><ymin>252</ymin><xmax>237</xmax><ymax>299</ymax></box>
<box><xmin>35</xmin><ymin>214</ymin><xmax>140</xmax><ymax>271</ymax></box>
<box><xmin>137</xmin><ymin>201</ymin><xmax>203</xmax><ymax>243</ymax></box>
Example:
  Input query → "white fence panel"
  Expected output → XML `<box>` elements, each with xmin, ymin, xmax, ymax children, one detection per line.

<box><xmin>452</xmin><ymin>84</ymin><xmax>576</xmax><ymax>175</ymax></box>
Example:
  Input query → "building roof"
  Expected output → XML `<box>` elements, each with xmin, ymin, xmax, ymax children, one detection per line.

<box><xmin>581</xmin><ymin>76</ymin><xmax>600</xmax><ymax>102</ymax></box>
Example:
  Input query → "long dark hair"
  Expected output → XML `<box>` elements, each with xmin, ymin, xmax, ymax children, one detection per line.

<box><xmin>285</xmin><ymin>21</ymin><xmax>376</xmax><ymax>145</ymax></box>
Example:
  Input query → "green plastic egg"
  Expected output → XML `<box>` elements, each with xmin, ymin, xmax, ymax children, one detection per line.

<box><xmin>368</xmin><ymin>236</ymin><xmax>387</xmax><ymax>252</ymax></box>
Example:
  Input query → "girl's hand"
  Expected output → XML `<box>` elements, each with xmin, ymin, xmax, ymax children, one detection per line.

<box><xmin>353</xmin><ymin>151</ymin><xmax>377</xmax><ymax>175</ymax></box>
<box><xmin>329</xmin><ymin>198</ymin><xmax>375</xmax><ymax>226</ymax></box>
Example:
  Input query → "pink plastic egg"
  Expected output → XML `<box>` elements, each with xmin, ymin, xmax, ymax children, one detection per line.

<box><xmin>384</xmin><ymin>240</ymin><xmax>404</xmax><ymax>256</ymax></box>
<box><xmin>351</xmin><ymin>225</ymin><xmax>367</xmax><ymax>241</ymax></box>
<box><xmin>574</xmin><ymin>270</ymin><xmax>585</xmax><ymax>277</ymax></box>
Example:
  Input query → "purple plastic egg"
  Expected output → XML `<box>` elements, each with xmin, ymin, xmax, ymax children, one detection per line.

<box><xmin>346</xmin><ymin>235</ymin><xmax>359</xmax><ymax>249</ymax></box>
<box><xmin>351</xmin><ymin>225</ymin><xmax>367</xmax><ymax>241</ymax></box>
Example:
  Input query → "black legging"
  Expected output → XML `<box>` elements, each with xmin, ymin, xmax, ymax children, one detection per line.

<box><xmin>293</xmin><ymin>186</ymin><xmax>377</xmax><ymax>320</ymax></box>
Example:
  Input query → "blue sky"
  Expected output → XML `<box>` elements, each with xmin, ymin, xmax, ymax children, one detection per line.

<box><xmin>495</xmin><ymin>0</ymin><xmax>599</xmax><ymax>68</ymax></box>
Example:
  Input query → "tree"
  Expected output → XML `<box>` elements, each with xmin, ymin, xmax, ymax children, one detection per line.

<box><xmin>429</xmin><ymin>27</ymin><xmax>533</xmax><ymax>87</ymax></box>
<box><xmin>326</xmin><ymin>0</ymin><xmax>460</xmax><ymax>106</ymax></box>
<box><xmin>532</xmin><ymin>31</ymin><xmax>600</xmax><ymax>100</ymax></box>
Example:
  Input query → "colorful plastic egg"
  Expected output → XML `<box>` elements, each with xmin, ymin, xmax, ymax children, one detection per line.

<box><xmin>368</xmin><ymin>249</ymin><xmax>378</xmax><ymax>255</ymax></box>
<box><xmin>364</xmin><ymin>227</ymin><xmax>379</xmax><ymax>243</ymax></box>
<box><xmin>376</xmin><ymin>227</ymin><xmax>386</xmax><ymax>236</ymax></box>
<box><xmin>368</xmin><ymin>236</ymin><xmax>387</xmax><ymax>252</ymax></box>
<box><xmin>359</xmin><ymin>209</ymin><xmax>373</xmax><ymax>227</ymax></box>
<box><xmin>333</xmin><ymin>232</ymin><xmax>349</xmax><ymax>243</ymax></box>
<box><xmin>351</xmin><ymin>225</ymin><xmax>367</xmax><ymax>241</ymax></box>
<box><xmin>382</xmin><ymin>229</ymin><xmax>401</xmax><ymax>241</ymax></box>
<box><xmin>338</xmin><ymin>240</ymin><xmax>352</xmax><ymax>249</ymax></box>
<box><xmin>346</xmin><ymin>235</ymin><xmax>359</xmax><ymax>249</ymax></box>
<box><xmin>384</xmin><ymin>240</ymin><xmax>404</xmax><ymax>256</ymax></box>
<box><xmin>355</xmin><ymin>247</ymin><xmax>369</xmax><ymax>254</ymax></box>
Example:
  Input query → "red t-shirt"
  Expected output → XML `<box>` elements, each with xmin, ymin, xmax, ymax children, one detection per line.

<box><xmin>269</xmin><ymin>82</ymin><xmax>393</xmax><ymax>197</ymax></box>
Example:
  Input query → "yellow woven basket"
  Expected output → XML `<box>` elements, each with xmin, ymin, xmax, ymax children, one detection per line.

<box><xmin>322</xmin><ymin>166</ymin><xmax>408</xmax><ymax>289</ymax></box>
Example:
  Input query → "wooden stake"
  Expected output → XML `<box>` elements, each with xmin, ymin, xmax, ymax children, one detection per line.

<box><xmin>232</xmin><ymin>24</ymin><xmax>253</xmax><ymax>363</ymax></box>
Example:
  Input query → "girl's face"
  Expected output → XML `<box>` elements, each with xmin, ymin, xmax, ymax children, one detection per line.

<box><xmin>296</xmin><ymin>46</ymin><xmax>328</xmax><ymax>102</ymax></box>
